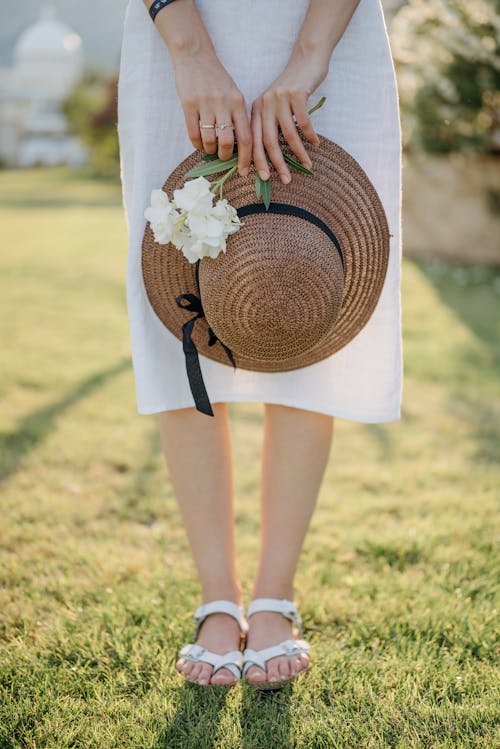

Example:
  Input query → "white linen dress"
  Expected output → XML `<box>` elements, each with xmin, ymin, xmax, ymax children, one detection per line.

<box><xmin>117</xmin><ymin>0</ymin><xmax>403</xmax><ymax>422</ymax></box>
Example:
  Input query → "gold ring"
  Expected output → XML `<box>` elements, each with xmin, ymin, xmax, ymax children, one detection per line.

<box><xmin>199</xmin><ymin>122</ymin><xmax>216</xmax><ymax>129</ymax></box>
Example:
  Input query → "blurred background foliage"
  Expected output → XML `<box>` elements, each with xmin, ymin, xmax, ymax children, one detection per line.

<box><xmin>62</xmin><ymin>66</ymin><xmax>119</xmax><ymax>178</ymax></box>
<box><xmin>391</xmin><ymin>0</ymin><xmax>500</xmax><ymax>155</ymax></box>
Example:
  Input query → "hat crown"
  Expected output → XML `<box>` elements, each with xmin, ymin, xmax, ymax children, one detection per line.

<box><xmin>199</xmin><ymin>213</ymin><xmax>344</xmax><ymax>362</ymax></box>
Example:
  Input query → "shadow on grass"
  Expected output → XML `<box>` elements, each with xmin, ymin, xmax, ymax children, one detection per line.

<box><xmin>240</xmin><ymin>681</ymin><xmax>293</xmax><ymax>749</ymax></box>
<box><xmin>417</xmin><ymin>259</ymin><xmax>499</xmax><ymax>357</ymax></box>
<box><xmin>417</xmin><ymin>259</ymin><xmax>500</xmax><ymax>465</ymax></box>
<box><xmin>156</xmin><ymin>679</ymin><xmax>293</xmax><ymax>749</ymax></box>
<box><xmin>99</xmin><ymin>423</ymin><xmax>165</xmax><ymax>526</ymax></box>
<box><xmin>0</xmin><ymin>356</ymin><xmax>131</xmax><ymax>485</ymax></box>
<box><xmin>156</xmin><ymin>680</ymin><xmax>230</xmax><ymax>748</ymax></box>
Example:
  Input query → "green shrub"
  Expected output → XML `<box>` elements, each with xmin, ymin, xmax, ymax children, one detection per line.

<box><xmin>391</xmin><ymin>0</ymin><xmax>500</xmax><ymax>155</ymax></box>
<box><xmin>62</xmin><ymin>66</ymin><xmax>119</xmax><ymax>178</ymax></box>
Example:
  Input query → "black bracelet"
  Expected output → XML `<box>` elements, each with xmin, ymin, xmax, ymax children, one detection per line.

<box><xmin>149</xmin><ymin>0</ymin><xmax>178</xmax><ymax>23</ymax></box>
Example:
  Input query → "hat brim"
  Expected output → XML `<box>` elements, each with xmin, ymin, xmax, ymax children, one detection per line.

<box><xmin>141</xmin><ymin>134</ymin><xmax>390</xmax><ymax>372</ymax></box>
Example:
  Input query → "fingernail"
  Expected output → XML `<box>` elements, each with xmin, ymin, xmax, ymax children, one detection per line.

<box><xmin>259</xmin><ymin>170</ymin><xmax>269</xmax><ymax>180</ymax></box>
<box><xmin>281</xmin><ymin>173</ymin><xmax>291</xmax><ymax>184</ymax></box>
<box><xmin>240</xmin><ymin>167</ymin><xmax>249</xmax><ymax>177</ymax></box>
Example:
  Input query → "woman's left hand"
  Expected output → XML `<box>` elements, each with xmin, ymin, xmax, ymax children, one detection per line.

<box><xmin>250</xmin><ymin>54</ymin><xmax>329</xmax><ymax>184</ymax></box>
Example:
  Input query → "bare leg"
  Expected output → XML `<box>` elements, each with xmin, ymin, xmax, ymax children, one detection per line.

<box><xmin>158</xmin><ymin>402</ymin><xmax>242</xmax><ymax>686</ymax></box>
<box><xmin>245</xmin><ymin>403</ymin><xmax>334</xmax><ymax>685</ymax></box>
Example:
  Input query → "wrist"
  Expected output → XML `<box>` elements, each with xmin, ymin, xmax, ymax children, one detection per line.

<box><xmin>148</xmin><ymin>0</ymin><xmax>216</xmax><ymax>61</ymax></box>
<box><xmin>289</xmin><ymin>36</ymin><xmax>332</xmax><ymax>74</ymax></box>
<box><xmin>168</xmin><ymin>32</ymin><xmax>215</xmax><ymax>62</ymax></box>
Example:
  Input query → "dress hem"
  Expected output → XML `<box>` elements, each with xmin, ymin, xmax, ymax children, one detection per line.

<box><xmin>135</xmin><ymin>394</ymin><xmax>402</xmax><ymax>424</ymax></box>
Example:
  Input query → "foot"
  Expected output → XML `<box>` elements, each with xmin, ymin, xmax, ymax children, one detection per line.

<box><xmin>175</xmin><ymin>612</ymin><xmax>243</xmax><ymax>686</ymax></box>
<box><xmin>244</xmin><ymin>610</ymin><xmax>310</xmax><ymax>685</ymax></box>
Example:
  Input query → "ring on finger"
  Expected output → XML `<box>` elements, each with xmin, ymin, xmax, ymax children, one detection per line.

<box><xmin>215</xmin><ymin>122</ymin><xmax>234</xmax><ymax>132</ymax></box>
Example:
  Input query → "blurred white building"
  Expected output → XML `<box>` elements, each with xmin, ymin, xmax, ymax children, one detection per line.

<box><xmin>0</xmin><ymin>2</ymin><xmax>88</xmax><ymax>167</ymax></box>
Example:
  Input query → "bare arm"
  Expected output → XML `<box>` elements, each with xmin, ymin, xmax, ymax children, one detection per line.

<box><xmin>143</xmin><ymin>0</ymin><xmax>252</xmax><ymax>175</ymax></box>
<box><xmin>251</xmin><ymin>0</ymin><xmax>361</xmax><ymax>183</ymax></box>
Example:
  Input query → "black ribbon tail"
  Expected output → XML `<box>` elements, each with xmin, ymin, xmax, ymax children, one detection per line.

<box><xmin>180</xmin><ymin>316</ymin><xmax>214</xmax><ymax>417</ymax></box>
<box><xmin>207</xmin><ymin>326</ymin><xmax>237</xmax><ymax>370</ymax></box>
<box><xmin>176</xmin><ymin>267</ymin><xmax>238</xmax><ymax>417</ymax></box>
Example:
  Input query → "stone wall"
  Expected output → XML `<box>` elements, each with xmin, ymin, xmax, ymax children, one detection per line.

<box><xmin>402</xmin><ymin>153</ymin><xmax>500</xmax><ymax>266</ymax></box>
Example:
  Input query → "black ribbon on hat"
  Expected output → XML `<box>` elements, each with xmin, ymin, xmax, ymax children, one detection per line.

<box><xmin>175</xmin><ymin>259</ymin><xmax>236</xmax><ymax>417</ymax></box>
<box><xmin>175</xmin><ymin>201</ymin><xmax>344</xmax><ymax>417</ymax></box>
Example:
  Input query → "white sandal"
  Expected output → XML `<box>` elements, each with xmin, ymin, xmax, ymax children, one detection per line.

<box><xmin>242</xmin><ymin>597</ymin><xmax>311</xmax><ymax>690</ymax></box>
<box><xmin>177</xmin><ymin>599</ymin><xmax>249</xmax><ymax>687</ymax></box>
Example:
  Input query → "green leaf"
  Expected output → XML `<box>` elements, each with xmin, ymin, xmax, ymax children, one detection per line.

<box><xmin>261</xmin><ymin>177</ymin><xmax>271</xmax><ymax>210</ymax></box>
<box><xmin>200</xmin><ymin>152</ymin><xmax>220</xmax><ymax>161</ymax></box>
<box><xmin>184</xmin><ymin>156</ymin><xmax>238</xmax><ymax>178</ymax></box>
<box><xmin>283</xmin><ymin>153</ymin><xmax>313</xmax><ymax>175</ymax></box>
<box><xmin>255</xmin><ymin>172</ymin><xmax>262</xmax><ymax>198</ymax></box>
<box><xmin>307</xmin><ymin>95</ymin><xmax>326</xmax><ymax>116</ymax></box>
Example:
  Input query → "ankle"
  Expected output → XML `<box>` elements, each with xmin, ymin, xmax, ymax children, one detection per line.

<box><xmin>201</xmin><ymin>580</ymin><xmax>243</xmax><ymax>605</ymax></box>
<box><xmin>251</xmin><ymin>582</ymin><xmax>295</xmax><ymax>601</ymax></box>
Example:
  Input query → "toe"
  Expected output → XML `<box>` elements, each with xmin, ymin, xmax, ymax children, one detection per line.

<box><xmin>266</xmin><ymin>657</ymin><xmax>282</xmax><ymax>683</ymax></box>
<box><xmin>189</xmin><ymin>662</ymin><xmax>203</xmax><ymax>682</ymax></box>
<box><xmin>175</xmin><ymin>657</ymin><xmax>185</xmax><ymax>673</ymax></box>
<box><xmin>197</xmin><ymin>663</ymin><xmax>212</xmax><ymax>685</ymax></box>
<box><xmin>191</xmin><ymin>663</ymin><xmax>203</xmax><ymax>681</ymax></box>
<box><xmin>211</xmin><ymin>667</ymin><xmax>236</xmax><ymax>686</ymax></box>
<box><xmin>299</xmin><ymin>652</ymin><xmax>310</xmax><ymax>671</ymax></box>
<box><xmin>245</xmin><ymin>665</ymin><xmax>267</xmax><ymax>683</ymax></box>
<box><xmin>289</xmin><ymin>656</ymin><xmax>301</xmax><ymax>675</ymax></box>
<box><xmin>278</xmin><ymin>656</ymin><xmax>291</xmax><ymax>680</ymax></box>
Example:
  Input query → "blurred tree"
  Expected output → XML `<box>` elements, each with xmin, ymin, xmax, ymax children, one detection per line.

<box><xmin>62</xmin><ymin>66</ymin><xmax>119</xmax><ymax>178</ymax></box>
<box><xmin>391</xmin><ymin>0</ymin><xmax>500</xmax><ymax>155</ymax></box>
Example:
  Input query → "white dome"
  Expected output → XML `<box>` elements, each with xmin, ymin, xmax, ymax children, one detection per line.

<box><xmin>14</xmin><ymin>3</ymin><xmax>82</xmax><ymax>68</ymax></box>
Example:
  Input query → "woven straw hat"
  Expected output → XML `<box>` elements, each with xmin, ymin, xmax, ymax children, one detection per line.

<box><xmin>142</xmin><ymin>134</ymin><xmax>391</xmax><ymax>415</ymax></box>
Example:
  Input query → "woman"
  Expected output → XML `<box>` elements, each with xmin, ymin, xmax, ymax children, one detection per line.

<box><xmin>117</xmin><ymin>0</ymin><xmax>402</xmax><ymax>688</ymax></box>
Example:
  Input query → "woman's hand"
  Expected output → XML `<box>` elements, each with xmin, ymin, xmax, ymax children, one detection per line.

<box><xmin>251</xmin><ymin>52</ymin><xmax>328</xmax><ymax>184</ymax></box>
<box><xmin>146</xmin><ymin>0</ymin><xmax>252</xmax><ymax>177</ymax></box>
<box><xmin>172</xmin><ymin>49</ymin><xmax>253</xmax><ymax>177</ymax></box>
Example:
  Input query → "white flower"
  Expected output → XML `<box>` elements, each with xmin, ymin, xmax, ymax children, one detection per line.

<box><xmin>212</xmin><ymin>198</ymin><xmax>243</xmax><ymax>236</ymax></box>
<box><xmin>187</xmin><ymin>210</ymin><xmax>226</xmax><ymax>242</ymax></box>
<box><xmin>144</xmin><ymin>189</ymin><xmax>181</xmax><ymax>244</ymax></box>
<box><xmin>145</xmin><ymin>176</ymin><xmax>243</xmax><ymax>263</ymax></box>
<box><xmin>180</xmin><ymin>234</ymin><xmax>228</xmax><ymax>264</ymax></box>
<box><xmin>172</xmin><ymin>176</ymin><xmax>214</xmax><ymax>214</ymax></box>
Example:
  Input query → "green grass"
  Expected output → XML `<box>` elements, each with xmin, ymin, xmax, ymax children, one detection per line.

<box><xmin>0</xmin><ymin>167</ymin><xmax>499</xmax><ymax>749</ymax></box>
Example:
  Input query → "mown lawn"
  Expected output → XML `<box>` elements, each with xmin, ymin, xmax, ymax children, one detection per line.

<box><xmin>0</xmin><ymin>167</ymin><xmax>499</xmax><ymax>749</ymax></box>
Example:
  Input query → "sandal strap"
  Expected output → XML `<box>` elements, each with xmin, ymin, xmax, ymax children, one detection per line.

<box><xmin>193</xmin><ymin>599</ymin><xmax>249</xmax><ymax>640</ymax></box>
<box><xmin>242</xmin><ymin>638</ymin><xmax>310</xmax><ymax>675</ymax></box>
<box><xmin>179</xmin><ymin>643</ymin><xmax>243</xmax><ymax>680</ymax></box>
<box><xmin>246</xmin><ymin>597</ymin><xmax>304</xmax><ymax>637</ymax></box>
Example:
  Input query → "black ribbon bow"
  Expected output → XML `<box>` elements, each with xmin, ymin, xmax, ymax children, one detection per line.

<box><xmin>175</xmin><ymin>259</ymin><xmax>236</xmax><ymax>416</ymax></box>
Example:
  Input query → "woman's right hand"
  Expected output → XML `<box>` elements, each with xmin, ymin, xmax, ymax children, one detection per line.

<box><xmin>171</xmin><ymin>50</ymin><xmax>252</xmax><ymax>178</ymax></box>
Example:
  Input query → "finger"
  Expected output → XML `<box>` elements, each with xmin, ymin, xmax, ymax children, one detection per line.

<box><xmin>198</xmin><ymin>107</ymin><xmax>218</xmax><ymax>154</ymax></box>
<box><xmin>291</xmin><ymin>93</ymin><xmax>321</xmax><ymax>147</ymax></box>
<box><xmin>262</xmin><ymin>107</ymin><xmax>291</xmax><ymax>184</ymax></box>
<box><xmin>215</xmin><ymin>110</ymin><xmax>235</xmax><ymax>161</ymax></box>
<box><xmin>231</xmin><ymin>101</ymin><xmax>252</xmax><ymax>177</ymax></box>
<box><xmin>250</xmin><ymin>102</ymin><xmax>270</xmax><ymax>180</ymax></box>
<box><xmin>277</xmin><ymin>100</ymin><xmax>312</xmax><ymax>169</ymax></box>
<box><xmin>184</xmin><ymin>105</ymin><xmax>203</xmax><ymax>150</ymax></box>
